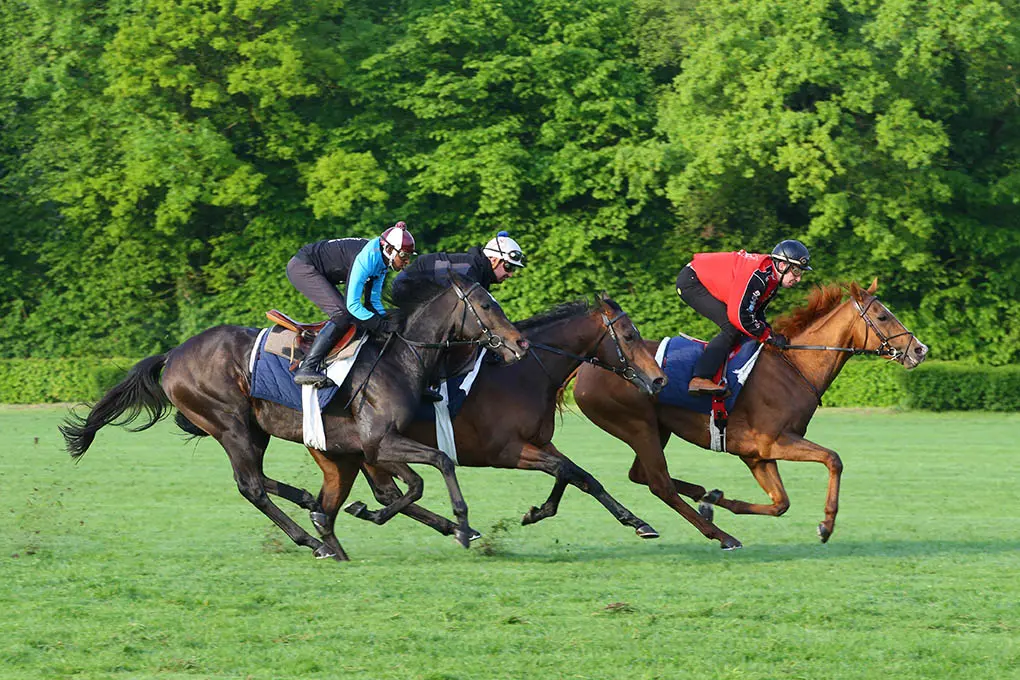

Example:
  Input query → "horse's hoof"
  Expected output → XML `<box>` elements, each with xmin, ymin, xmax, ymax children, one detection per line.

<box><xmin>636</xmin><ymin>524</ymin><xmax>659</xmax><ymax>539</ymax></box>
<box><xmin>720</xmin><ymin>538</ymin><xmax>743</xmax><ymax>551</ymax></box>
<box><xmin>343</xmin><ymin>501</ymin><xmax>369</xmax><ymax>520</ymax></box>
<box><xmin>313</xmin><ymin>545</ymin><xmax>336</xmax><ymax>560</ymax></box>
<box><xmin>467</xmin><ymin>528</ymin><xmax>483</xmax><ymax>542</ymax></box>
<box><xmin>817</xmin><ymin>523</ymin><xmax>832</xmax><ymax>543</ymax></box>
<box><xmin>697</xmin><ymin>501</ymin><xmax>714</xmax><ymax>522</ymax></box>
<box><xmin>521</xmin><ymin>507</ymin><xmax>540</xmax><ymax>525</ymax></box>
<box><xmin>698</xmin><ymin>489</ymin><xmax>723</xmax><ymax>522</ymax></box>
<box><xmin>310</xmin><ymin>511</ymin><xmax>329</xmax><ymax>534</ymax></box>
<box><xmin>703</xmin><ymin>489</ymin><xmax>724</xmax><ymax>504</ymax></box>
<box><xmin>454</xmin><ymin>529</ymin><xmax>473</xmax><ymax>549</ymax></box>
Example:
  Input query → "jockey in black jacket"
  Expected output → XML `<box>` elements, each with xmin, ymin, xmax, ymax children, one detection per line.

<box><xmin>392</xmin><ymin>230</ymin><xmax>526</xmax><ymax>400</ymax></box>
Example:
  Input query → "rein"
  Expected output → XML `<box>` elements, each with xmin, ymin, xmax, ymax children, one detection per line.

<box><xmin>530</xmin><ymin>310</ymin><xmax>638</xmax><ymax>381</ymax></box>
<box><xmin>783</xmin><ymin>297</ymin><xmax>915</xmax><ymax>358</ymax></box>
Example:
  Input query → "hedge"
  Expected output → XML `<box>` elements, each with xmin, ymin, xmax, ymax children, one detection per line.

<box><xmin>0</xmin><ymin>358</ymin><xmax>139</xmax><ymax>404</ymax></box>
<box><xmin>0</xmin><ymin>357</ymin><xmax>1017</xmax><ymax>411</ymax></box>
<box><xmin>822</xmin><ymin>360</ymin><xmax>1020</xmax><ymax>411</ymax></box>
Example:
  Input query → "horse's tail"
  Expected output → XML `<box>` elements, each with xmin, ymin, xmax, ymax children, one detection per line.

<box><xmin>60</xmin><ymin>354</ymin><xmax>172</xmax><ymax>460</ymax></box>
<box><xmin>174</xmin><ymin>411</ymin><xmax>209</xmax><ymax>439</ymax></box>
<box><xmin>556</xmin><ymin>365</ymin><xmax>583</xmax><ymax>413</ymax></box>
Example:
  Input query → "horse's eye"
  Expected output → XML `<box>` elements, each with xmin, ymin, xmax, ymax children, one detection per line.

<box><xmin>624</xmin><ymin>333</ymin><xmax>635</xmax><ymax>342</ymax></box>
<box><xmin>480</xmin><ymin>302</ymin><xmax>491</xmax><ymax>310</ymax></box>
<box><xmin>877</xmin><ymin>314</ymin><xmax>888</xmax><ymax>321</ymax></box>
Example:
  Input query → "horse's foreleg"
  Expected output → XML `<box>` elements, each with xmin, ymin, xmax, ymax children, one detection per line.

<box><xmin>517</xmin><ymin>443</ymin><xmax>659</xmax><ymax>539</ymax></box>
<box><xmin>305</xmin><ymin>448</ymin><xmax>359</xmax><ymax>561</ymax></box>
<box><xmin>371</xmin><ymin>434</ymin><xmax>473</xmax><ymax>548</ymax></box>
<box><xmin>761</xmin><ymin>435</ymin><xmax>843</xmax><ymax>542</ymax></box>
<box><xmin>349</xmin><ymin>463</ymin><xmax>465</xmax><ymax>538</ymax></box>
<box><xmin>262</xmin><ymin>478</ymin><xmax>321</xmax><ymax>513</ymax></box>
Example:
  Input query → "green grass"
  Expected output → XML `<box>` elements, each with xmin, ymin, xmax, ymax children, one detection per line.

<box><xmin>2</xmin><ymin>405</ymin><xmax>1018</xmax><ymax>679</ymax></box>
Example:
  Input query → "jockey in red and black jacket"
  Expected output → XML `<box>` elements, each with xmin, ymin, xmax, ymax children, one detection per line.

<box><xmin>677</xmin><ymin>240</ymin><xmax>811</xmax><ymax>396</ymax></box>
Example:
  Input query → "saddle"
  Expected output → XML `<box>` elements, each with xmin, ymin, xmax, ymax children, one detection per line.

<box><xmin>264</xmin><ymin>309</ymin><xmax>362</xmax><ymax>370</ymax></box>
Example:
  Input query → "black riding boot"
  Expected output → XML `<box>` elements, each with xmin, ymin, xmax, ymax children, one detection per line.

<box><xmin>422</xmin><ymin>385</ymin><xmax>444</xmax><ymax>402</ymax></box>
<box><xmin>294</xmin><ymin>321</ymin><xmax>344</xmax><ymax>386</ymax></box>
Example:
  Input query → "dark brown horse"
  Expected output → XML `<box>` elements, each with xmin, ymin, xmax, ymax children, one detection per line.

<box><xmin>326</xmin><ymin>296</ymin><xmax>699</xmax><ymax>544</ymax></box>
<box><xmin>61</xmin><ymin>277</ymin><xmax>528</xmax><ymax>560</ymax></box>
<box><xmin>573</xmin><ymin>280</ymin><xmax>928</xmax><ymax>546</ymax></box>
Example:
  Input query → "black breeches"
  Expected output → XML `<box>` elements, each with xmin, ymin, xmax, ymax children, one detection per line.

<box><xmin>677</xmin><ymin>265</ymin><xmax>742</xmax><ymax>379</ymax></box>
<box><xmin>286</xmin><ymin>257</ymin><xmax>352</xmax><ymax>327</ymax></box>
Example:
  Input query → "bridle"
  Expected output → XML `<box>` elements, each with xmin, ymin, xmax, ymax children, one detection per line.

<box><xmin>396</xmin><ymin>281</ymin><xmax>513</xmax><ymax>355</ymax></box>
<box><xmin>778</xmin><ymin>293</ymin><xmax>920</xmax><ymax>405</ymax></box>
<box><xmin>785</xmin><ymin>295</ymin><xmax>918</xmax><ymax>359</ymax></box>
<box><xmin>531</xmin><ymin>307</ymin><xmax>640</xmax><ymax>382</ymax></box>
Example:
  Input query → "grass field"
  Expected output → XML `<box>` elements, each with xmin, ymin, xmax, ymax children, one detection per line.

<box><xmin>2</xmin><ymin>405</ymin><xmax>1018</xmax><ymax>679</ymax></box>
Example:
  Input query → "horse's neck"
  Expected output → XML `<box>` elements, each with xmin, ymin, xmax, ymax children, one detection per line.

<box><xmin>787</xmin><ymin>302</ymin><xmax>858</xmax><ymax>393</ymax></box>
<box><xmin>391</xmin><ymin>294</ymin><xmax>460</xmax><ymax>382</ymax></box>
<box><xmin>530</xmin><ymin>314</ymin><xmax>601</xmax><ymax>385</ymax></box>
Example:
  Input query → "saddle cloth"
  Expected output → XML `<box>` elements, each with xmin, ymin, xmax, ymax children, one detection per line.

<box><xmin>655</xmin><ymin>334</ymin><xmax>763</xmax><ymax>414</ymax></box>
<box><xmin>251</xmin><ymin>330</ymin><xmax>339</xmax><ymax>411</ymax></box>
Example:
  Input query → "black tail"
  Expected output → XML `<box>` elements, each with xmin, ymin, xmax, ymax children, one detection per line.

<box><xmin>60</xmin><ymin>354</ymin><xmax>171</xmax><ymax>459</ymax></box>
<box><xmin>175</xmin><ymin>411</ymin><xmax>209</xmax><ymax>439</ymax></box>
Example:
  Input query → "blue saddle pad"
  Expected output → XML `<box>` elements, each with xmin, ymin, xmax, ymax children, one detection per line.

<box><xmin>657</xmin><ymin>336</ymin><xmax>761</xmax><ymax>414</ymax></box>
<box><xmin>250</xmin><ymin>331</ymin><xmax>339</xmax><ymax>411</ymax></box>
<box><xmin>414</xmin><ymin>372</ymin><xmax>473</xmax><ymax>423</ymax></box>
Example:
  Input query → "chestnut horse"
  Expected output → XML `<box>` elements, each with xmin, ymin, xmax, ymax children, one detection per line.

<box><xmin>61</xmin><ymin>277</ymin><xmax>528</xmax><ymax>560</ymax></box>
<box><xmin>336</xmin><ymin>296</ymin><xmax>692</xmax><ymax>543</ymax></box>
<box><xmin>573</xmin><ymin>280</ymin><xmax>928</xmax><ymax>546</ymax></box>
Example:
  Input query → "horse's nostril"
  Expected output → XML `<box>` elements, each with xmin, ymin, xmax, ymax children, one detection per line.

<box><xmin>915</xmin><ymin>347</ymin><xmax>926</xmax><ymax>355</ymax></box>
<box><xmin>517</xmin><ymin>339</ymin><xmax>530</xmax><ymax>350</ymax></box>
<box><xmin>653</xmin><ymin>377</ymin><xmax>665</xmax><ymax>386</ymax></box>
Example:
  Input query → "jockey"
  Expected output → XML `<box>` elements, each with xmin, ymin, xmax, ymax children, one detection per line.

<box><xmin>391</xmin><ymin>230</ymin><xmax>526</xmax><ymax>400</ymax></box>
<box><xmin>677</xmin><ymin>239</ymin><xmax>811</xmax><ymax>396</ymax></box>
<box><xmin>286</xmin><ymin>221</ymin><xmax>416</xmax><ymax>386</ymax></box>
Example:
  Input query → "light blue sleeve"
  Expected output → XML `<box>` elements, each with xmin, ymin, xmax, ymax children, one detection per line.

<box><xmin>346</xmin><ymin>239</ymin><xmax>382</xmax><ymax>321</ymax></box>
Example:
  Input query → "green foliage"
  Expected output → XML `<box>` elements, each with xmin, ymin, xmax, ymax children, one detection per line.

<box><xmin>0</xmin><ymin>0</ymin><xmax>1018</xmax><ymax>368</ymax></box>
<box><xmin>0</xmin><ymin>358</ymin><xmax>135</xmax><ymax>404</ymax></box>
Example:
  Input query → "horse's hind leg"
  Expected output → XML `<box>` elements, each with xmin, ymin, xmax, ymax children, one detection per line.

<box><xmin>214</xmin><ymin>418</ymin><xmax>326</xmax><ymax>556</ymax></box>
<box><xmin>305</xmin><ymin>448</ymin><xmax>360</xmax><ymax>561</ymax></box>
<box><xmin>516</xmin><ymin>443</ymin><xmax>659</xmax><ymax>539</ymax></box>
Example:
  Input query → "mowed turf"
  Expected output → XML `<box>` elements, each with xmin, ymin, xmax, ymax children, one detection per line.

<box><xmin>1</xmin><ymin>405</ymin><xmax>1017</xmax><ymax>680</ymax></box>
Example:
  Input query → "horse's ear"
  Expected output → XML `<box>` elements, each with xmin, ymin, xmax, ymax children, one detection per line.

<box><xmin>867</xmin><ymin>277</ymin><xmax>879</xmax><ymax>294</ymax></box>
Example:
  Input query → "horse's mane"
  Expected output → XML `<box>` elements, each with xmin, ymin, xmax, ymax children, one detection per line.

<box><xmin>384</xmin><ymin>278</ymin><xmax>452</xmax><ymax>327</ymax></box>
<box><xmin>772</xmin><ymin>283</ymin><xmax>847</xmax><ymax>338</ymax></box>
<box><xmin>515</xmin><ymin>300</ymin><xmax>595</xmax><ymax>332</ymax></box>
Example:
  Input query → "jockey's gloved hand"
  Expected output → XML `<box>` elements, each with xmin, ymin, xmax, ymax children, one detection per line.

<box><xmin>766</xmin><ymin>333</ymin><xmax>789</xmax><ymax>349</ymax></box>
<box><xmin>380</xmin><ymin>315</ymin><xmax>399</xmax><ymax>335</ymax></box>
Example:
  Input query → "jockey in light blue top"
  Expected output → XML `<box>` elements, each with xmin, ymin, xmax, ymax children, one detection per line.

<box><xmin>286</xmin><ymin>222</ymin><xmax>417</xmax><ymax>385</ymax></box>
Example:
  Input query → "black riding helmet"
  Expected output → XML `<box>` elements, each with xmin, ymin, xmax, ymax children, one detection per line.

<box><xmin>771</xmin><ymin>239</ymin><xmax>812</xmax><ymax>271</ymax></box>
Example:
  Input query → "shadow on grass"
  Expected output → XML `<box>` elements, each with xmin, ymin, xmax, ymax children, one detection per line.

<box><xmin>485</xmin><ymin>538</ymin><xmax>1020</xmax><ymax>564</ymax></box>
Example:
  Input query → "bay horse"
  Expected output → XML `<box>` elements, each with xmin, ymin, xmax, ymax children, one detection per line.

<box><xmin>61</xmin><ymin>276</ymin><xmax>528</xmax><ymax>560</ymax></box>
<box><xmin>573</xmin><ymin>279</ymin><xmax>929</xmax><ymax>546</ymax></box>
<box><xmin>332</xmin><ymin>295</ymin><xmax>721</xmax><ymax>545</ymax></box>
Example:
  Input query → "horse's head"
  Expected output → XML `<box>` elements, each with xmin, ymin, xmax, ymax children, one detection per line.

<box><xmin>446</xmin><ymin>273</ymin><xmax>529</xmax><ymax>364</ymax></box>
<box><xmin>593</xmin><ymin>295</ymin><xmax>667</xmax><ymax>396</ymax></box>
<box><xmin>849</xmin><ymin>279</ymin><xmax>929</xmax><ymax>369</ymax></box>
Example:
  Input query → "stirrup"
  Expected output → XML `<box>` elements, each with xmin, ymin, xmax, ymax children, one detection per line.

<box><xmin>294</xmin><ymin>365</ymin><xmax>327</xmax><ymax>386</ymax></box>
